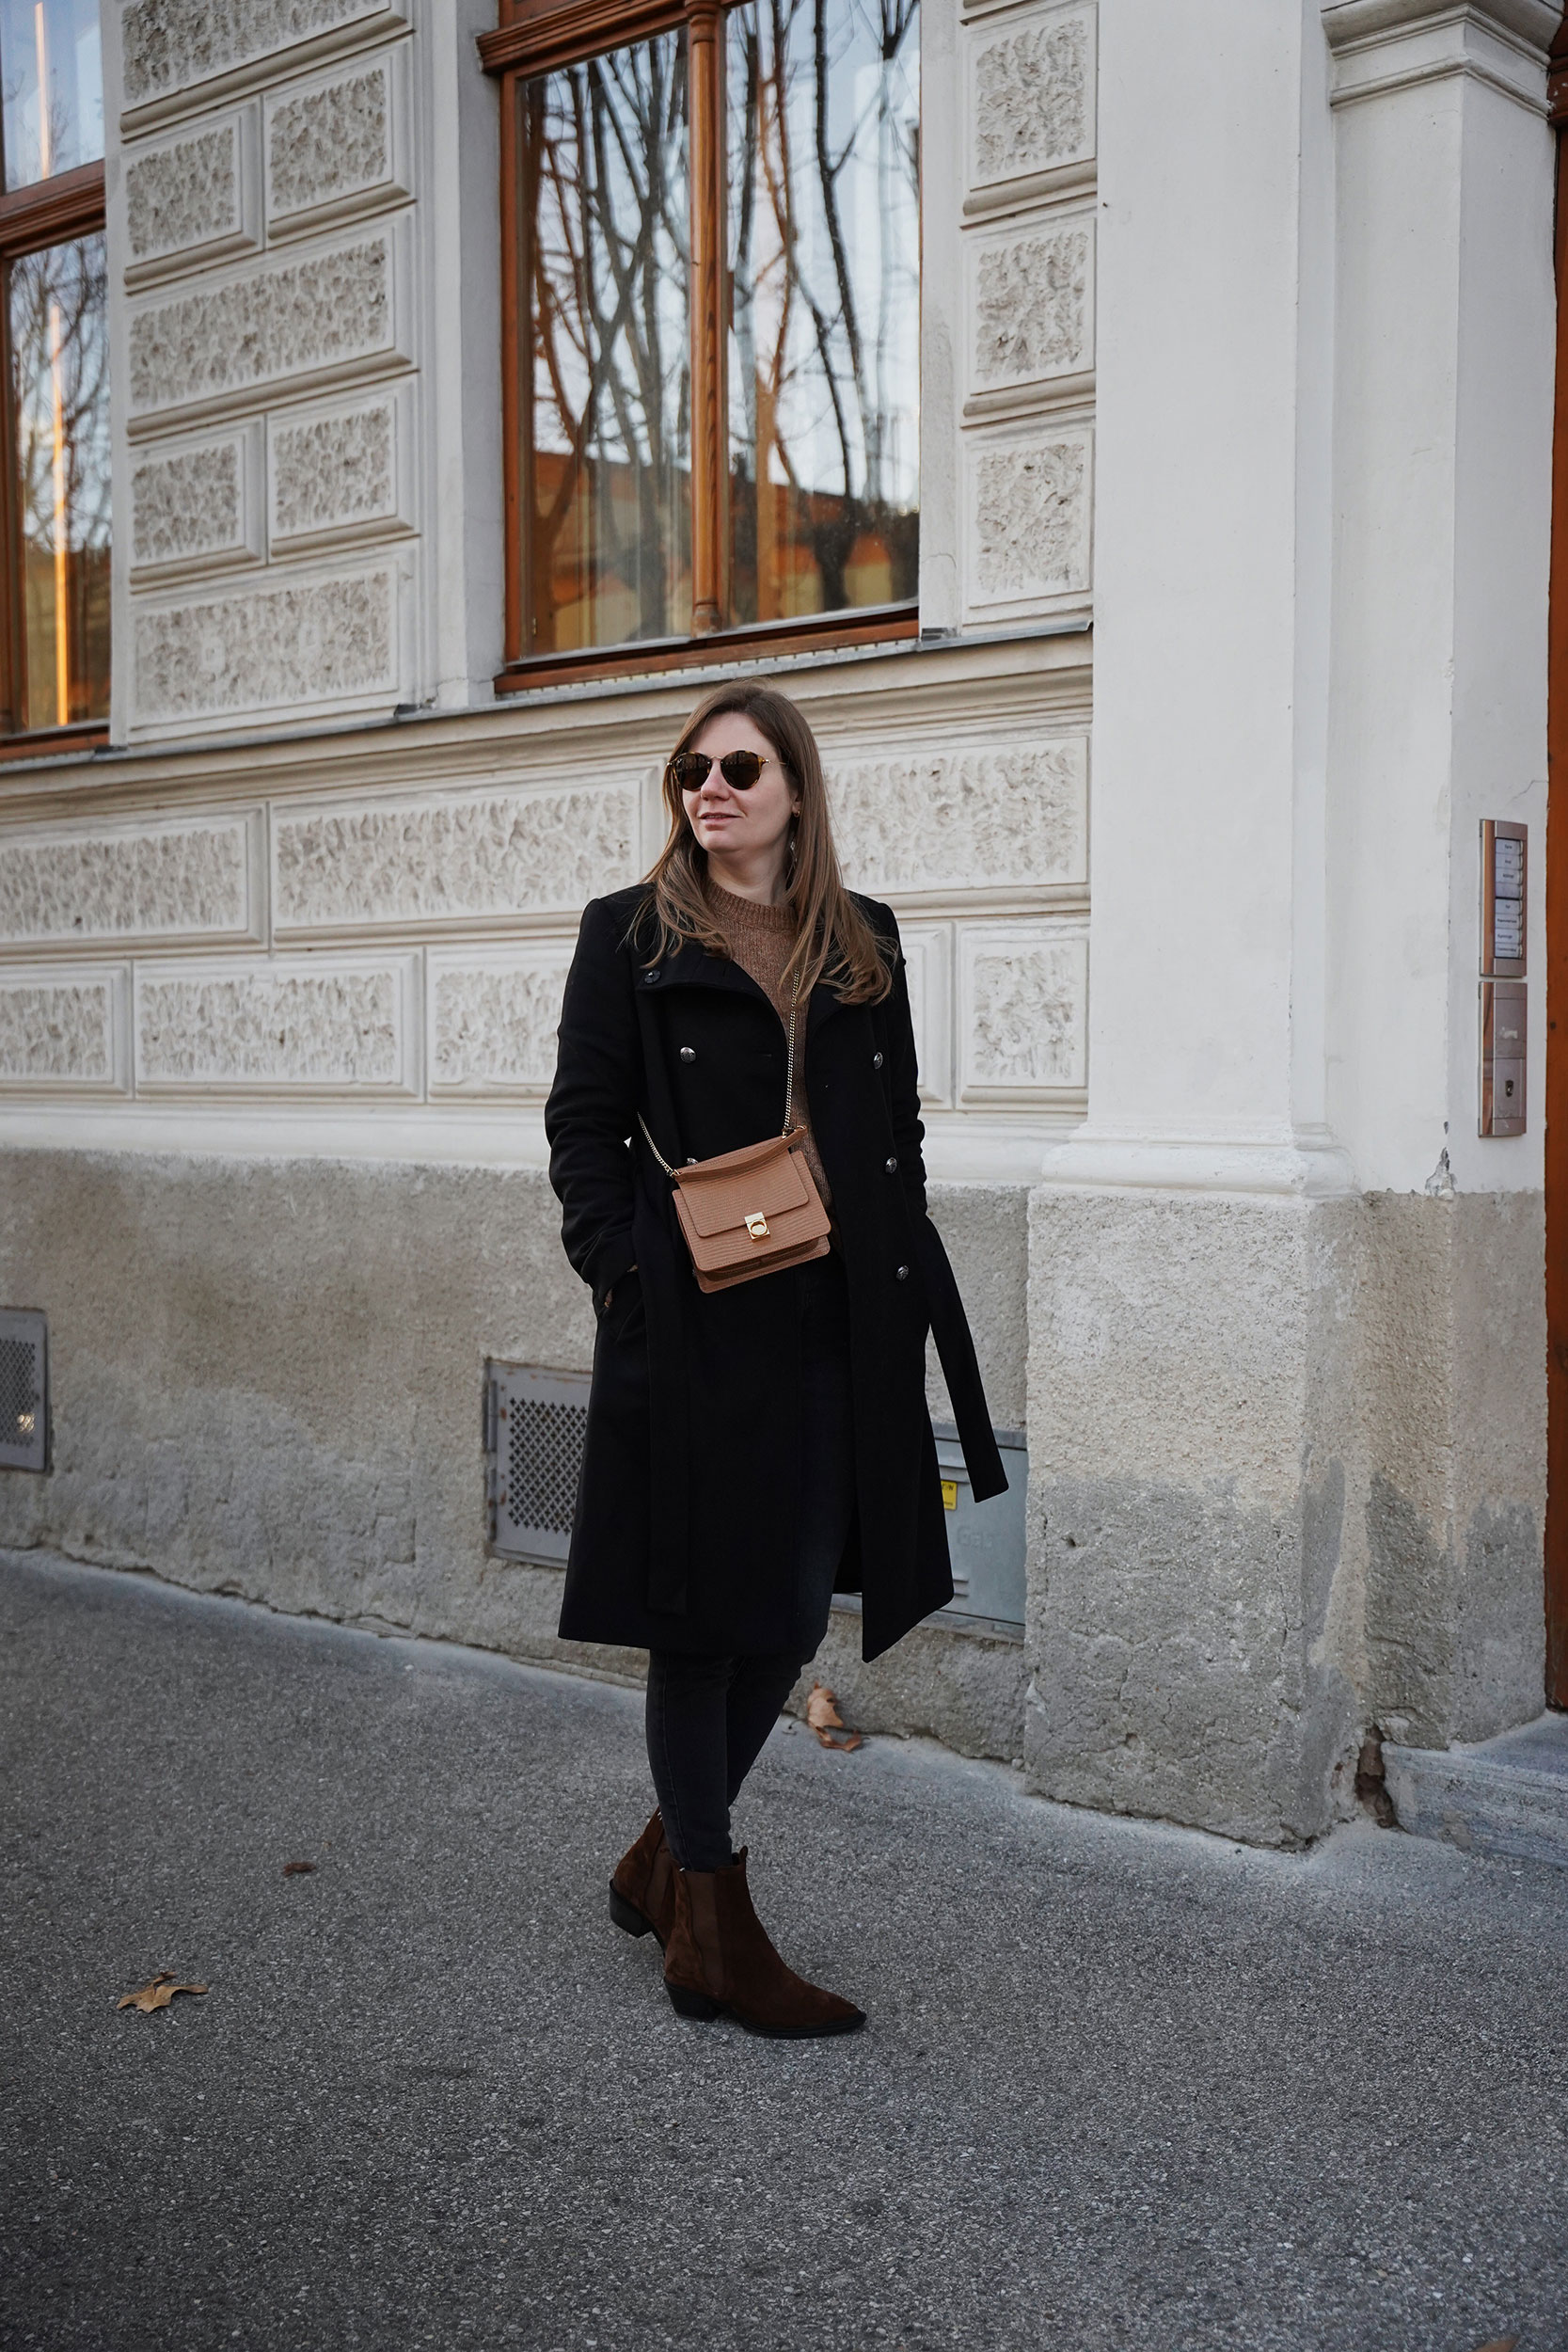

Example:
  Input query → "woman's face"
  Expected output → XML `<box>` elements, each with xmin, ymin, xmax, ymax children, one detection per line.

<box><xmin>681</xmin><ymin>711</ymin><xmax>800</xmax><ymax>866</ymax></box>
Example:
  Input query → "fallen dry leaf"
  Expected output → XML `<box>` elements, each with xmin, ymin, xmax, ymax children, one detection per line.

<box><xmin>1473</xmin><ymin>2340</ymin><xmax>1519</xmax><ymax>2352</ymax></box>
<box><xmin>805</xmin><ymin>1683</ymin><xmax>863</xmax><ymax>1753</ymax></box>
<box><xmin>117</xmin><ymin>1973</ymin><xmax>208</xmax><ymax>2014</ymax></box>
<box><xmin>282</xmin><ymin>1861</ymin><xmax>316</xmax><ymax>1876</ymax></box>
<box><xmin>805</xmin><ymin>1682</ymin><xmax>844</xmax><ymax>1731</ymax></box>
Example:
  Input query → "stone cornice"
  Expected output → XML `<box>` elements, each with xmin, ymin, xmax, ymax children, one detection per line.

<box><xmin>0</xmin><ymin>626</ymin><xmax>1093</xmax><ymax>829</ymax></box>
<box><xmin>1322</xmin><ymin>0</ymin><xmax>1556</xmax><ymax>109</ymax></box>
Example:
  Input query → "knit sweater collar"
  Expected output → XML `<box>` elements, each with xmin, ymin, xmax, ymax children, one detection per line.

<box><xmin>705</xmin><ymin>875</ymin><xmax>796</xmax><ymax>934</ymax></box>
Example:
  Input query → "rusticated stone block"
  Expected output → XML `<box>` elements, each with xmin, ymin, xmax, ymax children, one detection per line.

<box><xmin>0</xmin><ymin>970</ymin><xmax>124</xmax><ymax>1089</ymax></box>
<box><xmin>131</xmin><ymin>427</ymin><xmax>264</xmax><ymax>578</ymax></box>
<box><xmin>133</xmin><ymin>565</ymin><xmax>397</xmax><ymax>723</ymax></box>
<box><xmin>269</xmin><ymin>396</ymin><xmax>401</xmax><ymax>548</ymax></box>
<box><xmin>267</xmin><ymin>54</ymin><xmax>403</xmax><ymax>229</ymax></box>
<box><xmin>428</xmin><ymin>950</ymin><xmax>574</xmax><ymax>1096</ymax></box>
<box><xmin>893</xmin><ymin>922</ymin><xmax>953</xmax><ymax>1104</ymax></box>
<box><xmin>0</xmin><ymin>814</ymin><xmax>255</xmax><ymax>947</ymax></box>
<box><xmin>135</xmin><ymin>956</ymin><xmax>417</xmax><ymax>1090</ymax></box>
<box><xmin>970</xmin><ymin>432</ymin><xmax>1092</xmax><ymax>606</ymax></box>
<box><xmin>124</xmin><ymin>114</ymin><xmax>256</xmax><ymax>276</ymax></box>
<box><xmin>121</xmin><ymin>0</ymin><xmax>405</xmax><ymax>115</ymax></box>
<box><xmin>829</xmin><ymin>739</ymin><xmax>1086</xmax><ymax>897</ymax></box>
<box><xmin>970</xmin><ymin>6</ymin><xmax>1094</xmax><ymax>193</ymax></box>
<box><xmin>128</xmin><ymin>229</ymin><xmax>403</xmax><ymax>427</ymax></box>
<box><xmin>972</xmin><ymin>219</ymin><xmax>1092</xmax><ymax>392</ymax></box>
<box><xmin>272</xmin><ymin>783</ymin><xmax>641</xmax><ymax>933</ymax></box>
<box><xmin>958</xmin><ymin>925</ymin><xmax>1085</xmax><ymax>1095</ymax></box>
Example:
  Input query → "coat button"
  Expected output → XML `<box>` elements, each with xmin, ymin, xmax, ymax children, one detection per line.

<box><xmin>642</xmin><ymin>968</ymin><xmax>659</xmax><ymax>985</ymax></box>
<box><xmin>872</xmin><ymin>1052</ymin><xmax>883</xmax><ymax>1070</ymax></box>
<box><xmin>895</xmin><ymin>1263</ymin><xmax>910</xmax><ymax>1280</ymax></box>
<box><xmin>679</xmin><ymin>1046</ymin><xmax>695</xmax><ymax>1061</ymax></box>
<box><xmin>885</xmin><ymin>1155</ymin><xmax>898</xmax><ymax>1174</ymax></box>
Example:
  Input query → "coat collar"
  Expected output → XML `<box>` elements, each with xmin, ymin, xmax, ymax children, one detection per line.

<box><xmin>636</xmin><ymin>936</ymin><xmax>852</xmax><ymax>1038</ymax></box>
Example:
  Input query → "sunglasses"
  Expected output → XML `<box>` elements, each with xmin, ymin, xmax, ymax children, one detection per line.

<box><xmin>666</xmin><ymin>749</ymin><xmax>770</xmax><ymax>793</ymax></box>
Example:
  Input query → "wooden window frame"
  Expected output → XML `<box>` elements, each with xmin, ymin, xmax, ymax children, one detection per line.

<box><xmin>0</xmin><ymin>155</ymin><xmax>107</xmax><ymax>750</ymax></box>
<box><xmin>479</xmin><ymin>0</ymin><xmax>918</xmax><ymax>695</ymax></box>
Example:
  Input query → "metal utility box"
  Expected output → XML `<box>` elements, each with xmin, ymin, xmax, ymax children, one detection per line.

<box><xmin>0</xmin><ymin>1309</ymin><xmax>47</xmax><ymax>1472</ymax></box>
<box><xmin>932</xmin><ymin>1422</ymin><xmax>1026</xmax><ymax>1631</ymax></box>
<box><xmin>484</xmin><ymin>1362</ymin><xmax>591</xmax><ymax>1565</ymax></box>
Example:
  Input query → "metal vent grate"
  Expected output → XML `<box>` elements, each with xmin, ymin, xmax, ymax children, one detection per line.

<box><xmin>484</xmin><ymin>1362</ymin><xmax>591</xmax><ymax>1565</ymax></box>
<box><xmin>0</xmin><ymin>1309</ymin><xmax>47</xmax><ymax>1472</ymax></box>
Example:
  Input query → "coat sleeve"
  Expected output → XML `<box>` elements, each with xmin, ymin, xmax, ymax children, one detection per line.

<box><xmin>546</xmin><ymin>897</ymin><xmax>643</xmax><ymax>1313</ymax></box>
<box><xmin>873</xmin><ymin>898</ymin><xmax>1008</xmax><ymax>1507</ymax></box>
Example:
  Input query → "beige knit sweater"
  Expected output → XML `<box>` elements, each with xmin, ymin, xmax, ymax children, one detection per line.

<box><xmin>705</xmin><ymin>879</ymin><xmax>832</xmax><ymax>1205</ymax></box>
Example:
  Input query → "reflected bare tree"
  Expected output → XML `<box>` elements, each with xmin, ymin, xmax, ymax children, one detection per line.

<box><xmin>730</xmin><ymin>0</ymin><xmax>919</xmax><ymax>613</ymax></box>
<box><xmin>530</xmin><ymin>36</ymin><xmax>691</xmax><ymax>644</ymax></box>
<box><xmin>525</xmin><ymin>0</ymin><xmax>917</xmax><ymax>646</ymax></box>
<box><xmin>8</xmin><ymin>229</ymin><xmax>109</xmax><ymax>723</ymax></box>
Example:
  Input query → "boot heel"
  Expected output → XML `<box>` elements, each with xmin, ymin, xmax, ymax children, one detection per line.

<box><xmin>609</xmin><ymin>1885</ymin><xmax>653</xmax><ymax>1938</ymax></box>
<box><xmin>666</xmin><ymin>1980</ymin><xmax>722</xmax><ymax>2021</ymax></box>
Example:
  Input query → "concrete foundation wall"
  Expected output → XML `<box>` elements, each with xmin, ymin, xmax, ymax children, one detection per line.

<box><xmin>0</xmin><ymin>1147</ymin><xmax>1032</xmax><ymax>1761</ymax></box>
<box><xmin>1025</xmin><ymin>1184</ymin><xmax>1546</xmax><ymax>1846</ymax></box>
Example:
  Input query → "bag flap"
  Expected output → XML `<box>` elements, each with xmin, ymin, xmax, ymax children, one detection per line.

<box><xmin>675</xmin><ymin>1140</ymin><xmax>810</xmax><ymax>1238</ymax></box>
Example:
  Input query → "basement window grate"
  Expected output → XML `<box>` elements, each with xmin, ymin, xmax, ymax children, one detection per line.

<box><xmin>484</xmin><ymin>1362</ymin><xmax>591</xmax><ymax>1565</ymax></box>
<box><xmin>0</xmin><ymin>1309</ymin><xmax>47</xmax><ymax>1472</ymax></box>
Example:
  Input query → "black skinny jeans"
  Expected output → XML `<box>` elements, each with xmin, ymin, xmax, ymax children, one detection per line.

<box><xmin>645</xmin><ymin>1250</ymin><xmax>855</xmax><ymax>1871</ymax></box>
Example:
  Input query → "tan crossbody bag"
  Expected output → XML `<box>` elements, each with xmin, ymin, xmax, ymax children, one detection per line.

<box><xmin>638</xmin><ymin>988</ymin><xmax>832</xmax><ymax>1294</ymax></box>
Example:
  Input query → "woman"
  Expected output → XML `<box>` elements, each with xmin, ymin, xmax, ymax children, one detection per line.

<box><xmin>546</xmin><ymin>682</ymin><xmax>1005</xmax><ymax>2039</ymax></box>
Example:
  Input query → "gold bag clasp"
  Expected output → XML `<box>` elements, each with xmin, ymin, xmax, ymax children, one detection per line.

<box><xmin>745</xmin><ymin>1212</ymin><xmax>769</xmax><ymax>1241</ymax></box>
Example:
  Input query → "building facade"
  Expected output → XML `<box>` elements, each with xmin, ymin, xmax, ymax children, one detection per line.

<box><xmin>0</xmin><ymin>0</ymin><xmax>1557</xmax><ymax>1846</ymax></box>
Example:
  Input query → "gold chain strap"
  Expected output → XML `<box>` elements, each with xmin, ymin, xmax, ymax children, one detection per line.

<box><xmin>782</xmin><ymin>983</ymin><xmax>799</xmax><ymax>1138</ymax></box>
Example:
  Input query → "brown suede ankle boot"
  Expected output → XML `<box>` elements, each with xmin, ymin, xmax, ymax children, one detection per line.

<box><xmin>662</xmin><ymin>1849</ymin><xmax>865</xmax><ymax>2038</ymax></box>
<box><xmin>609</xmin><ymin>1810</ymin><xmax>675</xmax><ymax>1947</ymax></box>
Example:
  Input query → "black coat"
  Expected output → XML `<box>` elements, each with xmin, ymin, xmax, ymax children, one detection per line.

<box><xmin>545</xmin><ymin>885</ymin><xmax>1006</xmax><ymax>1661</ymax></box>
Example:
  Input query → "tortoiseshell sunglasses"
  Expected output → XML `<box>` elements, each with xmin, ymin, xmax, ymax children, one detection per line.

<box><xmin>665</xmin><ymin>749</ymin><xmax>770</xmax><ymax>793</ymax></box>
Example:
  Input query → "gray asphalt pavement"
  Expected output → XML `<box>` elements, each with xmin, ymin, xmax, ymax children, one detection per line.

<box><xmin>3</xmin><ymin>1546</ymin><xmax>1566</xmax><ymax>2352</ymax></box>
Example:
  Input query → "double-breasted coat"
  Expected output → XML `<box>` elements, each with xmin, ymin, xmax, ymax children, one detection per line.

<box><xmin>545</xmin><ymin>884</ymin><xmax>1006</xmax><ymax>1661</ymax></box>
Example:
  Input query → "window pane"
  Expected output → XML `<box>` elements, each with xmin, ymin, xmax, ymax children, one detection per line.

<box><xmin>0</xmin><ymin>0</ymin><xmax>103</xmax><ymax>189</ymax></box>
<box><xmin>727</xmin><ymin>0</ymin><xmax>919</xmax><ymax>626</ymax></box>
<box><xmin>8</xmin><ymin>231</ymin><xmax>109</xmax><ymax>728</ymax></box>
<box><xmin>523</xmin><ymin>36</ymin><xmax>691</xmax><ymax>655</ymax></box>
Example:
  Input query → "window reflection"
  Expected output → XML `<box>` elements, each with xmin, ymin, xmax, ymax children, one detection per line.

<box><xmin>727</xmin><ymin>0</ymin><xmax>919</xmax><ymax>624</ymax></box>
<box><xmin>8</xmin><ymin>230</ymin><xmax>109</xmax><ymax>727</ymax></box>
<box><xmin>0</xmin><ymin>0</ymin><xmax>103</xmax><ymax>189</ymax></box>
<box><xmin>524</xmin><ymin>35</ymin><xmax>692</xmax><ymax>654</ymax></box>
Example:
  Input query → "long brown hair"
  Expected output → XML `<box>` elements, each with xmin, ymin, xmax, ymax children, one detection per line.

<box><xmin>636</xmin><ymin>682</ymin><xmax>894</xmax><ymax>1004</ymax></box>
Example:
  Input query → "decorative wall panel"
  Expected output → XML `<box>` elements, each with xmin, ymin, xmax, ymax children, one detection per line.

<box><xmin>0</xmin><ymin>812</ymin><xmax>261</xmax><ymax>951</ymax></box>
<box><xmin>0</xmin><ymin>966</ymin><xmax>130</xmax><ymax>1091</ymax></box>
<box><xmin>121</xmin><ymin>0</ymin><xmax>410</xmax><ymax>123</ymax></box>
<box><xmin>958</xmin><ymin>925</ymin><xmax>1086</xmax><ymax>1099</ymax></box>
<box><xmin>272</xmin><ymin>781</ymin><xmax>641</xmax><ymax>935</ymax></box>
<box><xmin>130</xmin><ymin>424</ymin><xmax>265</xmax><ymax>581</ymax></box>
<box><xmin>135</xmin><ymin>954</ymin><xmax>420</xmax><ymax>1092</ymax></box>
<box><xmin>427</xmin><ymin>946</ymin><xmax>575</xmax><ymax>1098</ymax></box>
<box><xmin>268</xmin><ymin>388</ymin><xmax>412</xmax><ymax>553</ymax></box>
<box><xmin>966</xmin><ymin>4</ymin><xmax>1096</xmax><ymax>206</ymax></box>
<box><xmin>830</xmin><ymin>739</ymin><xmax>1087</xmax><ymax>898</ymax></box>
<box><xmin>133</xmin><ymin>564</ymin><xmax>400</xmax><ymax>728</ymax></box>
<box><xmin>895</xmin><ymin>922</ymin><xmax>954</xmax><ymax>1106</ymax></box>
<box><xmin>127</xmin><ymin>221</ymin><xmax>411</xmax><ymax>432</ymax></box>
<box><xmin>265</xmin><ymin>46</ymin><xmax>410</xmax><ymax>236</ymax></box>
<box><xmin>123</xmin><ymin>109</ymin><xmax>260</xmax><ymax>283</ymax></box>
<box><xmin>968</xmin><ymin>215</ymin><xmax>1093</xmax><ymax>405</ymax></box>
<box><xmin>965</xmin><ymin>430</ymin><xmax>1092</xmax><ymax>614</ymax></box>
